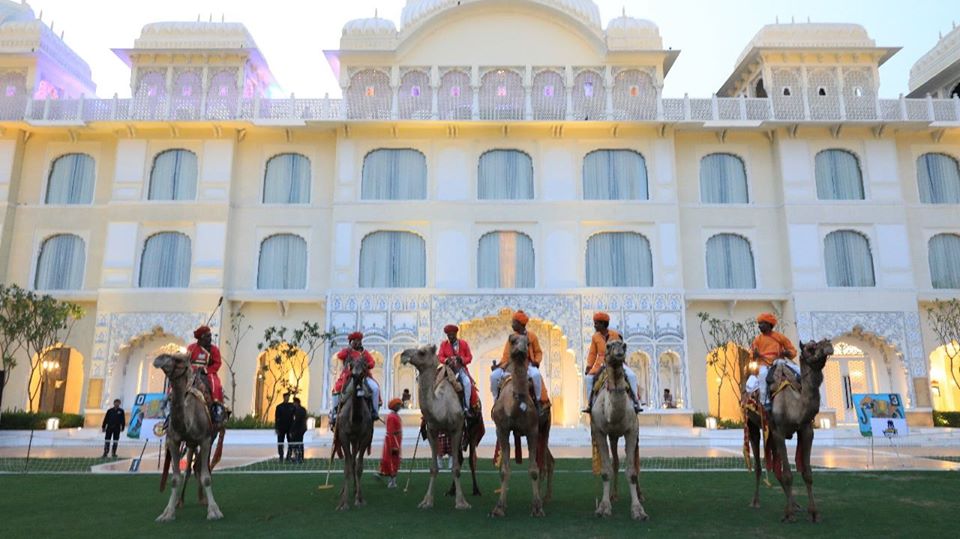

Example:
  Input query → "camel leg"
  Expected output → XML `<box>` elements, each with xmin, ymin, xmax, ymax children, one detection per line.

<box><xmin>451</xmin><ymin>427</ymin><xmax>471</xmax><ymax>510</ymax></box>
<box><xmin>470</xmin><ymin>441</ymin><xmax>482</xmax><ymax>496</ymax></box>
<box><xmin>157</xmin><ymin>441</ymin><xmax>183</xmax><ymax>522</ymax></box>
<box><xmin>419</xmin><ymin>432</ymin><xmax>440</xmax><ymax>509</ymax></box>
<box><xmin>594</xmin><ymin>426</ymin><xmax>613</xmax><ymax>518</ymax></box>
<box><xmin>528</xmin><ymin>431</ymin><xmax>545</xmax><ymax>518</ymax></box>
<box><xmin>748</xmin><ymin>418</ymin><xmax>762</xmax><ymax>509</ymax></box>
<box><xmin>773</xmin><ymin>436</ymin><xmax>797</xmax><ymax>523</ymax></box>
<box><xmin>799</xmin><ymin>425</ymin><xmax>819</xmax><ymax>523</ymax></box>
<box><xmin>178</xmin><ymin>447</ymin><xmax>193</xmax><ymax>508</ymax></box>
<box><xmin>199</xmin><ymin>440</ymin><xmax>223</xmax><ymax>520</ymax></box>
<box><xmin>336</xmin><ymin>441</ymin><xmax>352</xmax><ymax>512</ymax></box>
<box><xmin>544</xmin><ymin>449</ymin><xmax>555</xmax><ymax>504</ymax></box>
<box><xmin>609</xmin><ymin>435</ymin><xmax>620</xmax><ymax>503</ymax></box>
<box><xmin>625</xmin><ymin>430</ymin><xmax>649</xmax><ymax>521</ymax></box>
<box><xmin>354</xmin><ymin>443</ymin><xmax>366</xmax><ymax>508</ymax></box>
<box><xmin>490</xmin><ymin>428</ymin><xmax>511</xmax><ymax>518</ymax></box>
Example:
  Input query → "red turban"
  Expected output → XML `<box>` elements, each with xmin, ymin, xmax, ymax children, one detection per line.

<box><xmin>512</xmin><ymin>310</ymin><xmax>529</xmax><ymax>326</ymax></box>
<box><xmin>388</xmin><ymin>398</ymin><xmax>403</xmax><ymax>411</ymax></box>
<box><xmin>347</xmin><ymin>331</ymin><xmax>364</xmax><ymax>342</ymax></box>
<box><xmin>443</xmin><ymin>324</ymin><xmax>459</xmax><ymax>334</ymax></box>
<box><xmin>193</xmin><ymin>326</ymin><xmax>211</xmax><ymax>339</ymax></box>
<box><xmin>593</xmin><ymin>312</ymin><xmax>610</xmax><ymax>323</ymax></box>
<box><xmin>756</xmin><ymin>313</ymin><xmax>778</xmax><ymax>326</ymax></box>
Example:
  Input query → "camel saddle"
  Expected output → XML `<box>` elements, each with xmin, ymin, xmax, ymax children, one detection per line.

<box><xmin>434</xmin><ymin>363</ymin><xmax>463</xmax><ymax>394</ymax></box>
<box><xmin>766</xmin><ymin>362</ymin><xmax>801</xmax><ymax>401</ymax></box>
<box><xmin>497</xmin><ymin>374</ymin><xmax>550</xmax><ymax>416</ymax></box>
<box><xmin>189</xmin><ymin>370</ymin><xmax>227</xmax><ymax>429</ymax></box>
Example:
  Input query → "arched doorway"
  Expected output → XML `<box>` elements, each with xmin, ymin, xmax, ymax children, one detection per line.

<box><xmin>821</xmin><ymin>332</ymin><xmax>910</xmax><ymax>424</ymax></box>
<box><xmin>29</xmin><ymin>346</ymin><xmax>85</xmax><ymax>414</ymax></box>
<box><xmin>704</xmin><ymin>343</ymin><xmax>749</xmax><ymax>420</ymax></box>
<box><xmin>114</xmin><ymin>329</ymin><xmax>185</xmax><ymax>408</ymax></box>
<box><xmin>659</xmin><ymin>351</ymin><xmax>684</xmax><ymax>408</ymax></box>
<box><xmin>392</xmin><ymin>352</ymin><xmax>418</xmax><ymax>409</ymax></box>
<box><xmin>628</xmin><ymin>351</ymin><xmax>652</xmax><ymax>406</ymax></box>
<box><xmin>255</xmin><ymin>344</ymin><xmax>309</xmax><ymax>421</ymax></box>
<box><xmin>928</xmin><ymin>343</ymin><xmax>960</xmax><ymax>411</ymax></box>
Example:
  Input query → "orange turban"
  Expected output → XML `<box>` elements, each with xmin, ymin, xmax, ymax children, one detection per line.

<box><xmin>388</xmin><ymin>398</ymin><xmax>403</xmax><ymax>411</ymax></box>
<box><xmin>593</xmin><ymin>312</ymin><xmax>610</xmax><ymax>323</ymax></box>
<box><xmin>512</xmin><ymin>310</ymin><xmax>529</xmax><ymax>326</ymax></box>
<box><xmin>756</xmin><ymin>313</ymin><xmax>778</xmax><ymax>326</ymax></box>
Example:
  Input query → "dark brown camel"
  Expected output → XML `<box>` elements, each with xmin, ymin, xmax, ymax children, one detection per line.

<box><xmin>335</xmin><ymin>356</ymin><xmax>375</xmax><ymax>511</ymax></box>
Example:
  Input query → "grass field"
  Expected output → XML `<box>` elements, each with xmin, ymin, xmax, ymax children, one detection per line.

<box><xmin>0</xmin><ymin>465</ymin><xmax>956</xmax><ymax>538</ymax></box>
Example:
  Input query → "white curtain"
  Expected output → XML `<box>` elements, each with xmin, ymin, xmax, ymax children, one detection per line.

<box><xmin>917</xmin><ymin>153</ymin><xmax>960</xmax><ymax>204</ymax></box>
<box><xmin>815</xmin><ymin>150</ymin><xmax>864</xmax><ymax>200</ymax></box>
<box><xmin>139</xmin><ymin>232</ymin><xmax>191</xmax><ymax>288</ymax></box>
<box><xmin>705</xmin><ymin>234</ymin><xmax>756</xmax><ymax>289</ymax></box>
<box><xmin>583</xmin><ymin>150</ymin><xmax>648</xmax><ymax>200</ymax></box>
<box><xmin>258</xmin><ymin>234</ymin><xmax>308</xmax><ymax>289</ymax></box>
<box><xmin>477</xmin><ymin>231</ymin><xmax>535</xmax><ymax>288</ymax></box>
<box><xmin>824</xmin><ymin>230</ymin><xmax>875</xmax><ymax>287</ymax></box>
<box><xmin>359</xmin><ymin>231</ymin><xmax>426</xmax><ymax>288</ymax></box>
<box><xmin>263</xmin><ymin>153</ymin><xmax>311</xmax><ymax>204</ymax></box>
<box><xmin>361</xmin><ymin>149</ymin><xmax>427</xmax><ymax>200</ymax></box>
<box><xmin>35</xmin><ymin>234</ymin><xmax>85</xmax><ymax>290</ymax></box>
<box><xmin>929</xmin><ymin>233</ymin><xmax>960</xmax><ymax>289</ymax></box>
<box><xmin>148</xmin><ymin>149</ymin><xmax>197</xmax><ymax>201</ymax></box>
<box><xmin>478</xmin><ymin>150</ymin><xmax>533</xmax><ymax>200</ymax></box>
<box><xmin>700</xmin><ymin>153</ymin><xmax>748</xmax><ymax>204</ymax></box>
<box><xmin>45</xmin><ymin>154</ymin><xmax>94</xmax><ymax>204</ymax></box>
<box><xmin>586</xmin><ymin>232</ymin><xmax>653</xmax><ymax>287</ymax></box>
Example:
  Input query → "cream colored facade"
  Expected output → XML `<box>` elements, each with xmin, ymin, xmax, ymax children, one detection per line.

<box><xmin>0</xmin><ymin>0</ymin><xmax>958</xmax><ymax>427</ymax></box>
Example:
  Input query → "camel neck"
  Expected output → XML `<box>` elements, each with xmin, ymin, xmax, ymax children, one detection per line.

<box><xmin>799</xmin><ymin>363</ymin><xmax>823</xmax><ymax>422</ymax></box>
<box><xmin>608</xmin><ymin>366</ymin><xmax>628</xmax><ymax>415</ymax></box>
<box><xmin>169</xmin><ymin>373</ymin><xmax>187</xmax><ymax>434</ymax></box>
<box><xmin>417</xmin><ymin>363</ymin><xmax>438</xmax><ymax>414</ymax></box>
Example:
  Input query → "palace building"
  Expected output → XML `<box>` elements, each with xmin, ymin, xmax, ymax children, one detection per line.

<box><xmin>1</xmin><ymin>0</ymin><xmax>958</xmax><ymax>428</ymax></box>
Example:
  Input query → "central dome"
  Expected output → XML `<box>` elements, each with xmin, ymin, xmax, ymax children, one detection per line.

<box><xmin>401</xmin><ymin>0</ymin><xmax>602</xmax><ymax>31</ymax></box>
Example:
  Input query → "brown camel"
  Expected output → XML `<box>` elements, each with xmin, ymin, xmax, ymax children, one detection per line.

<box><xmin>589</xmin><ymin>340</ymin><xmax>648</xmax><ymax>521</ymax></box>
<box><xmin>335</xmin><ymin>356</ymin><xmax>375</xmax><ymax>511</ymax></box>
<box><xmin>400</xmin><ymin>344</ymin><xmax>472</xmax><ymax>510</ymax></box>
<box><xmin>745</xmin><ymin>339</ymin><xmax>833</xmax><ymax>523</ymax></box>
<box><xmin>490</xmin><ymin>333</ymin><xmax>554</xmax><ymax>518</ymax></box>
<box><xmin>153</xmin><ymin>353</ymin><xmax>223</xmax><ymax>521</ymax></box>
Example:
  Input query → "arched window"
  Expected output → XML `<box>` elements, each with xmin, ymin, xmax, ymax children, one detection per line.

<box><xmin>477</xmin><ymin>231</ymin><xmax>535</xmax><ymax>288</ymax></box>
<box><xmin>438</xmin><ymin>70</ymin><xmax>472</xmax><ymax>121</ymax></box>
<box><xmin>705</xmin><ymin>234</ymin><xmax>756</xmax><ymax>289</ymax></box>
<box><xmin>586</xmin><ymin>232</ymin><xmax>653</xmax><ymax>287</ymax></box>
<box><xmin>917</xmin><ymin>153</ymin><xmax>960</xmax><ymax>204</ymax></box>
<box><xmin>139</xmin><ymin>232</ymin><xmax>191</xmax><ymax>288</ymax></box>
<box><xmin>359</xmin><ymin>231</ymin><xmax>425</xmax><ymax>288</ymax></box>
<box><xmin>824</xmin><ymin>230</ymin><xmax>874</xmax><ymax>287</ymax></box>
<box><xmin>398</xmin><ymin>70</ymin><xmax>432</xmax><ymax>120</ymax></box>
<box><xmin>700</xmin><ymin>153</ymin><xmax>748</xmax><ymax>204</ymax></box>
<box><xmin>148</xmin><ymin>149</ymin><xmax>197</xmax><ymax>201</ymax></box>
<box><xmin>572</xmin><ymin>70</ymin><xmax>604</xmax><ymax>120</ymax></box>
<box><xmin>929</xmin><ymin>233</ymin><xmax>960</xmax><ymax>289</ymax></box>
<box><xmin>257</xmin><ymin>234</ymin><xmax>308</xmax><ymax>290</ymax></box>
<box><xmin>263</xmin><ymin>153</ymin><xmax>311</xmax><ymax>204</ymax></box>
<box><xmin>479</xmin><ymin>69</ymin><xmax>523</xmax><ymax>120</ymax></box>
<box><xmin>583</xmin><ymin>150</ymin><xmax>648</xmax><ymax>200</ymax></box>
<box><xmin>754</xmin><ymin>78</ymin><xmax>767</xmax><ymax>98</ymax></box>
<box><xmin>815</xmin><ymin>149</ymin><xmax>864</xmax><ymax>200</ymax></box>
<box><xmin>45</xmin><ymin>153</ymin><xmax>95</xmax><ymax>204</ymax></box>
<box><xmin>478</xmin><ymin>150</ymin><xmax>533</xmax><ymax>200</ymax></box>
<box><xmin>346</xmin><ymin>69</ymin><xmax>391</xmax><ymax>120</ymax></box>
<box><xmin>35</xmin><ymin>234</ymin><xmax>85</xmax><ymax>290</ymax></box>
<box><xmin>361</xmin><ymin>149</ymin><xmax>427</xmax><ymax>200</ymax></box>
<box><xmin>532</xmin><ymin>70</ymin><xmax>566</xmax><ymax>120</ymax></box>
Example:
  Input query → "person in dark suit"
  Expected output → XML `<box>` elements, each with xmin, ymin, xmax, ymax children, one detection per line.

<box><xmin>101</xmin><ymin>399</ymin><xmax>125</xmax><ymax>458</ymax></box>
<box><xmin>290</xmin><ymin>398</ymin><xmax>308</xmax><ymax>464</ymax></box>
<box><xmin>274</xmin><ymin>393</ymin><xmax>294</xmax><ymax>461</ymax></box>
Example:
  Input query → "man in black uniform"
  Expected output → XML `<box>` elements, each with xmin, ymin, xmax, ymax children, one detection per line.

<box><xmin>290</xmin><ymin>397</ymin><xmax>308</xmax><ymax>464</ymax></box>
<box><xmin>274</xmin><ymin>393</ymin><xmax>294</xmax><ymax>461</ymax></box>
<box><xmin>101</xmin><ymin>399</ymin><xmax>125</xmax><ymax>458</ymax></box>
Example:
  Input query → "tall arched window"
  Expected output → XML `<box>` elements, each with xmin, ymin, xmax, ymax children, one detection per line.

<box><xmin>917</xmin><ymin>153</ymin><xmax>960</xmax><ymax>204</ymax></box>
<box><xmin>258</xmin><ymin>234</ymin><xmax>308</xmax><ymax>290</ymax></box>
<box><xmin>139</xmin><ymin>232</ymin><xmax>191</xmax><ymax>288</ymax></box>
<box><xmin>477</xmin><ymin>231</ymin><xmax>535</xmax><ymax>288</ymax></box>
<box><xmin>583</xmin><ymin>150</ymin><xmax>648</xmax><ymax>200</ymax></box>
<box><xmin>705</xmin><ymin>234</ymin><xmax>756</xmax><ymax>289</ymax></box>
<box><xmin>45</xmin><ymin>154</ymin><xmax>95</xmax><ymax>204</ymax></box>
<box><xmin>361</xmin><ymin>149</ymin><xmax>427</xmax><ymax>200</ymax></box>
<box><xmin>35</xmin><ymin>234</ymin><xmax>85</xmax><ymax>290</ymax></box>
<box><xmin>478</xmin><ymin>150</ymin><xmax>533</xmax><ymax>200</ymax></box>
<box><xmin>700</xmin><ymin>153</ymin><xmax>748</xmax><ymax>204</ymax></box>
<box><xmin>359</xmin><ymin>231</ymin><xmax>426</xmax><ymax>288</ymax></box>
<box><xmin>815</xmin><ymin>149</ymin><xmax>864</xmax><ymax>200</ymax></box>
<box><xmin>148</xmin><ymin>149</ymin><xmax>197</xmax><ymax>201</ymax></box>
<box><xmin>263</xmin><ymin>153</ymin><xmax>310</xmax><ymax>204</ymax></box>
<box><xmin>824</xmin><ymin>230</ymin><xmax>875</xmax><ymax>287</ymax></box>
<box><xmin>929</xmin><ymin>233</ymin><xmax>960</xmax><ymax>289</ymax></box>
<box><xmin>586</xmin><ymin>232</ymin><xmax>653</xmax><ymax>287</ymax></box>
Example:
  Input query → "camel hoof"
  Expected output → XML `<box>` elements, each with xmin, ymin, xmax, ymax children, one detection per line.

<box><xmin>631</xmin><ymin>506</ymin><xmax>649</xmax><ymax>521</ymax></box>
<box><xmin>206</xmin><ymin>506</ymin><xmax>224</xmax><ymax>521</ymax></box>
<box><xmin>354</xmin><ymin>499</ymin><xmax>366</xmax><ymax>508</ymax></box>
<box><xmin>473</xmin><ymin>489</ymin><xmax>482</xmax><ymax>497</ymax></box>
<box><xmin>335</xmin><ymin>502</ymin><xmax>350</xmax><ymax>512</ymax></box>
<box><xmin>155</xmin><ymin>512</ymin><xmax>175</xmax><ymax>523</ymax></box>
<box><xmin>455</xmin><ymin>500</ymin><xmax>472</xmax><ymax>510</ymax></box>
<box><xmin>595</xmin><ymin>500</ymin><xmax>612</xmax><ymax>518</ymax></box>
<box><xmin>418</xmin><ymin>497</ymin><xmax>434</xmax><ymax>510</ymax></box>
<box><xmin>781</xmin><ymin>514</ymin><xmax>797</xmax><ymax>524</ymax></box>
<box><xmin>810</xmin><ymin>511</ymin><xmax>821</xmax><ymax>523</ymax></box>
<box><xmin>489</xmin><ymin>504</ymin><xmax>506</xmax><ymax>518</ymax></box>
<box><xmin>749</xmin><ymin>500</ymin><xmax>761</xmax><ymax>509</ymax></box>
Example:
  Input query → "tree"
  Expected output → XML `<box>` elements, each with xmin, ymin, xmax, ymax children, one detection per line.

<box><xmin>697</xmin><ymin>312</ymin><xmax>757</xmax><ymax>419</ymax></box>
<box><xmin>255</xmin><ymin>323</ymin><xmax>336</xmax><ymax>420</ymax></box>
<box><xmin>927</xmin><ymin>299</ymin><xmax>960</xmax><ymax>392</ymax></box>
<box><xmin>0</xmin><ymin>285</ymin><xmax>29</xmax><ymax>411</ymax></box>
<box><xmin>20</xmin><ymin>291</ymin><xmax>84</xmax><ymax>412</ymax></box>
<box><xmin>222</xmin><ymin>307</ymin><xmax>253</xmax><ymax>411</ymax></box>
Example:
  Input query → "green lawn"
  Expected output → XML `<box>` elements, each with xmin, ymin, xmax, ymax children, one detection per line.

<box><xmin>0</xmin><ymin>466</ymin><xmax>955</xmax><ymax>538</ymax></box>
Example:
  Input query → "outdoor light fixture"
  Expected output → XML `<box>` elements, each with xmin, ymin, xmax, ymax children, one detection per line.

<box><xmin>46</xmin><ymin>417</ymin><xmax>60</xmax><ymax>430</ymax></box>
<box><xmin>819</xmin><ymin>418</ymin><xmax>832</xmax><ymax>429</ymax></box>
<box><xmin>306</xmin><ymin>417</ymin><xmax>316</xmax><ymax>430</ymax></box>
<box><xmin>705</xmin><ymin>417</ymin><xmax>718</xmax><ymax>430</ymax></box>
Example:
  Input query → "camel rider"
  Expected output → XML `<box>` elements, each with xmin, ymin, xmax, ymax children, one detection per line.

<box><xmin>490</xmin><ymin>310</ymin><xmax>544</xmax><ymax>413</ymax></box>
<box><xmin>745</xmin><ymin>312</ymin><xmax>798</xmax><ymax>412</ymax></box>
<box><xmin>582</xmin><ymin>312</ymin><xmax>642</xmax><ymax>414</ymax></box>
<box><xmin>437</xmin><ymin>324</ymin><xmax>475</xmax><ymax>417</ymax></box>
<box><xmin>330</xmin><ymin>332</ymin><xmax>381</xmax><ymax>425</ymax></box>
<box><xmin>187</xmin><ymin>326</ymin><xmax>225</xmax><ymax>423</ymax></box>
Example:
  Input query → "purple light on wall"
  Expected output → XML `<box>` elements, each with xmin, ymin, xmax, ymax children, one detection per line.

<box><xmin>497</xmin><ymin>85</ymin><xmax>507</xmax><ymax>97</ymax></box>
<box><xmin>584</xmin><ymin>81</ymin><xmax>594</xmax><ymax>97</ymax></box>
<box><xmin>411</xmin><ymin>85</ymin><xmax>421</xmax><ymax>97</ymax></box>
<box><xmin>219</xmin><ymin>85</ymin><xmax>229</xmax><ymax>97</ymax></box>
<box><xmin>451</xmin><ymin>86</ymin><xmax>461</xmax><ymax>97</ymax></box>
<box><xmin>544</xmin><ymin>85</ymin><xmax>554</xmax><ymax>97</ymax></box>
<box><xmin>5</xmin><ymin>85</ymin><xmax>16</xmax><ymax>97</ymax></box>
<box><xmin>181</xmin><ymin>86</ymin><xmax>192</xmax><ymax>97</ymax></box>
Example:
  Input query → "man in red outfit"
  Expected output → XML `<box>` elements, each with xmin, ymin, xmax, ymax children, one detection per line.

<box><xmin>187</xmin><ymin>325</ymin><xmax>225</xmax><ymax>423</ymax></box>
<box><xmin>437</xmin><ymin>324</ymin><xmax>474</xmax><ymax>416</ymax></box>
<box><xmin>379</xmin><ymin>398</ymin><xmax>403</xmax><ymax>488</ymax></box>
<box><xmin>330</xmin><ymin>331</ymin><xmax>380</xmax><ymax>425</ymax></box>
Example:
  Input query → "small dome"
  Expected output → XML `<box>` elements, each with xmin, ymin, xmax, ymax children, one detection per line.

<box><xmin>606</xmin><ymin>15</ymin><xmax>663</xmax><ymax>50</ymax></box>
<box><xmin>343</xmin><ymin>16</ymin><xmax>398</xmax><ymax>37</ymax></box>
<box><xmin>401</xmin><ymin>0</ymin><xmax>602</xmax><ymax>31</ymax></box>
<box><xmin>0</xmin><ymin>0</ymin><xmax>35</xmax><ymax>25</ymax></box>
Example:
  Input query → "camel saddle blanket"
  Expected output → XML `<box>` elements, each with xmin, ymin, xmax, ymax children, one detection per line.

<box><xmin>768</xmin><ymin>364</ymin><xmax>801</xmax><ymax>400</ymax></box>
<box><xmin>498</xmin><ymin>374</ymin><xmax>550</xmax><ymax>405</ymax></box>
<box><xmin>740</xmin><ymin>393</ymin><xmax>773</xmax><ymax>473</ymax></box>
<box><xmin>434</xmin><ymin>364</ymin><xmax>463</xmax><ymax>394</ymax></box>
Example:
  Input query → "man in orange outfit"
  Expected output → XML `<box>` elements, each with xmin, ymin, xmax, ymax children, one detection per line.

<box><xmin>745</xmin><ymin>312</ymin><xmax>798</xmax><ymax>412</ymax></box>
<box><xmin>581</xmin><ymin>312</ymin><xmax>642</xmax><ymax>414</ymax></box>
<box><xmin>490</xmin><ymin>310</ymin><xmax>543</xmax><ymax>413</ymax></box>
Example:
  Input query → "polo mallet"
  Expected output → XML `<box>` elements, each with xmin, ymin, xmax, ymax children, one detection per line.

<box><xmin>403</xmin><ymin>424</ymin><xmax>424</xmax><ymax>493</ymax></box>
<box><xmin>129</xmin><ymin>439</ymin><xmax>149</xmax><ymax>472</ymax></box>
<box><xmin>205</xmin><ymin>296</ymin><xmax>223</xmax><ymax>328</ymax></box>
<box><xmin>317</xmin><ymin>421</ymin><xmax>339</xmax><ymax>490</ymax></box>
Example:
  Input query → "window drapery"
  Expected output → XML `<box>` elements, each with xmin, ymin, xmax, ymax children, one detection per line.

<box><xmin>929</xmin><ymin>233</ymin><xmax>960</xmax><ymax>289</ymax></box>
<box><xmin>705</xmin><ymin>234</ymin><xmax>756</xmax><ymax>289</ymax></box>
<box><xmin>359</xmin><ymin>231</ymin><xmax>426</xmax><ymax>288</ymax></box>
<box><xmin>478</xmin><ymin>150</ymin><xmax>533</xmax><ymax>200</ymax></box>
<box><xmin>45</xmin><ymin>153</ymin><xmax>95</xmax><ymax>204</ymax></box>
<box><xmin>258</xmin><ymin>234</ymin><xmax>308</xmax><ymax>289</ymax></box>
<box><xmin>583</xmin><ymin>150</ymin><xmax>648</xmax><ymax>200</ymax></box>
<box><xmin>35</xmin><ymin>234</ymin><xmax>85</xmax><ymax>290</ymax></box>
<box><xmin>586</xmin><ymin>232</ymin><xmax>653</xmax><ymax>287</ymax></box>
<box><xmin>263</xmin><ymin>153</ymin><xmax>311</xmax><ymax>204</ymax></box>
<box><xmin>917</xmin><ymin>153</ymin><xmax>960</xmax><ymax>204</ymax></box>
<box><xmin>361</xmin><ymin>149</ymin><xmax>427</xmax><ymax>200</ymax></box>
<box><xmin>139</xmin><ymin>232</ymin><xmax>191</xmax><ymax>288</ymax></box>
<box><xmin>148</xmin><ymin>149</ymin><xmax>197</xmax><ymax>201</ymax></box>
<box><xmin>824</xmin><ymin>230</ymin><xmax>875</xmax><ymax>287</ymax></box>
<box><xmin>477</xmin><ymin>231</ymin><xmax>535</xmax><ymax>288</ymax></box>
<box><xmin>700</xmin><ymin>153</ymin><xmax>748</xmax><ymax>204</ymax></box>
<box><xmin>815</xmin><ymin>149</ymin><xmax>864</xmax><ymax>200</ymax></box>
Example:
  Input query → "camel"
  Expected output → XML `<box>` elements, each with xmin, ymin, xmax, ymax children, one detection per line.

<box><xmin>334</xmin><ymin>355</ymin><xmax>375</xmax><ymax>511</ymax></box>
<box><xmin>400</xmin><ymin>344</ymin><xmax>474</xmax><ymax>510</ymax></box>
<box><xmin>153</xmin><ymin>353</ymin><xmax>223</xmax><ymax>522</ymax></box>
<box><xmin>744</xmin><ymin>339</ymin><xmax>833</xmax><ymax>523</ymax></box>
<box><xmin>490</xmin><ymin>333</ymin><xmax>555</xmax><ymax>518</ymax></box>
<box><xmin>589</xmin><ymin>340</ymin><xmax>648</xmax><ymax>521</ymax></box>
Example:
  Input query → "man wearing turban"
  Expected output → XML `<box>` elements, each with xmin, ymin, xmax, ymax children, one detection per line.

<box><xmin>437</xmin><ymin>324</ymin><xmax>475</xmax><ymax>416</ymax></box>
<box><xmin>745</xmin><ymin>313</ymin><xmax>798</xmax><ymax>411</ymax></box>
<box><xmin>330</xmin><ymin>331</ymin><xmax>380</xmax><ymax>426</ymax></box>
<box><xmin>379</xmin><ymin>398</ymin><xmax>404</xmax><ymax>488</ymax></box>
<box><xmin>187</xmin><ymin>325</ymin><xmax>225</xmax><ymax>423</ymax></box>
<box><xmin>490</xmin><ymin>310</ymin><xmax>544</xmax><ymax>413</ymax></box>
<box><xmin>582</xmin><ymin>312</ymin><xmax>642</xmax><ymax>414</ymax></box>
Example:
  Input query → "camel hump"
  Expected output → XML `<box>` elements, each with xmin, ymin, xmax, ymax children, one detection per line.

<box><xmin>767</xmin><ymin>362</ymin><xmax>801</xmax><ymax>399</ymax></box>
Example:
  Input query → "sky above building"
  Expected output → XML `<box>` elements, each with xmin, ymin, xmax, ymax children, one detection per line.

<box><xmin>26</xmin><ymin>0</ymin><xmax>956</xmax><ymax>98</ymax></box>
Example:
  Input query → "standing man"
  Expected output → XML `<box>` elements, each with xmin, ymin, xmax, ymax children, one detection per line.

<box><xmin>330</xmin><ymin>332</ymin><xmax>380</xmax><ymax>426</ymax></box>
<box><xmin>274</xmin><ymin>393</ymin><xmax>294</xmax><ymax>462</ymax></box>
<box><xmin>187</xmin><ymin>325</ymin><xmax>225</xmax><ymax>423</ymax></box>
<box><xmin>379</xmin><ymin>398</ymin><xmax>403</xmax><ymax>488</ymax></box>
<box><xmin>582</xmin><ymin>312</ymin><xmax>642</xmax><ymax>413</ymax></box>
<box><xmin>490</xmin><ymin>311</ymin><xmax>543</xmax><ymax>413</ymax></box>
<box><xmin>437</xmin><ymin>324</ymin><xmax>475</xmax><ymax>416</ymax></box>
<box><xmin>101</xmin><ymin>399</ymin><xmax>125</xmax><ymax>458</ymax></box>
<box><xmin>290</xmin><ymin>397</ymin><xmax>308</xmax><ymax>464</ymax></box>
<box><xmin>746</xmin><ymin>312</ymin><xmax>798</xmax><ymax>412</ymax></box>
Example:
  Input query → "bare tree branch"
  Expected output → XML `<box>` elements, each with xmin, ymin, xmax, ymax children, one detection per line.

<box><xmin>927</xmin><ymin>299</ymin><xmax>960</xmax><ymax>391</ymax></box>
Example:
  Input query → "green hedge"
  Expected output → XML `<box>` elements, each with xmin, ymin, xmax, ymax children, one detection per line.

<box><xmin>225</xmin><ymin>414</ymin><xmax>273</xmax><ymax>429</ymax></box>
<box><xmin>692</xmin><ymin>411</ymin><xmax>707</xmax><ymax>428</ymax></box>
<box><xmin>933</xmin><ymin>410</ymin><xmax>960</xmax><ymax>428</ymax></box>
<box><xmin>0</xmin><ymin>410</ymin><xmax>84</xmax><ymax>430</ymax></box>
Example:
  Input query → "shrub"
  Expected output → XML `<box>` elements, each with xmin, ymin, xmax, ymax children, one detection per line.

<box><xmin>933</xmin><ymin>410</ymin><xmax>960</xmax><ymax>428</ymax></box>
<box><xmin>225</xmin><ymin>414</ymin><xmax>273</xmax><ymax>429</ymax></box>
<box><xmin>718</xmin><ymin>418</ymin><xmax>744</xmax><ymax>429</ymax></box>
<box><xmin>692</xmin><ymin>411</ymin><xmax>707</xmax><ymax>428</ymax></box>
<box><xmin>0</xmin><ymin>409</ymin><xmax>84</xmax><ymax>429</ymax></box>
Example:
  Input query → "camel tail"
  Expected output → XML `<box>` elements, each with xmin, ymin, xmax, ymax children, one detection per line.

<box><xmin>514</xmin><ymin>432</ymin><xmax>523</xmax><ymax>464</ymax></box>
<box><xmin>211</xmin><ymin>427</ymin><xmax>226</xmax><ymax>470</ymax></box>
<box><xmin>159</xmin><ymin>447</ymin><xmax>171</xmax><ymax>492</ymax></box>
